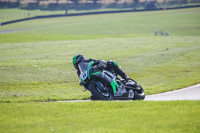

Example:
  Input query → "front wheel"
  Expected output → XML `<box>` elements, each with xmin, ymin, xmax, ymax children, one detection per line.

<box><xmin>133</xmin><ymin>85</ymin><xmax>145</xmax><ymax>100</ymax></box>
<box><xmin>88</xmin><ymin>81</ymin><xmax>113</xmax><ymax>100</ymax></box>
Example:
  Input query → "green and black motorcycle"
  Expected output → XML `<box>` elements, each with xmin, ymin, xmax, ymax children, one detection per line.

<box><xmin>78</xmin><ymin>61</ymin><xmax>145</xmax><ymax>100</ymax></box>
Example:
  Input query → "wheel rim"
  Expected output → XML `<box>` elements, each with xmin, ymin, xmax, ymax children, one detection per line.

<box><xmin>135</xmin><ymin>86</ymin><xmax>144</xmax><ymax>95</ymax></box>
<box><xmin>95</xmin><ymin>84</ymin><xmax>110</xmax><ymax>98</ymax></box>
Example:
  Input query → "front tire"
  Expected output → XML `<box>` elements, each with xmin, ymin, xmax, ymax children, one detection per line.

<box><xmin>88</xmin><ymin>81</ymin><xmax>113</xmax><ymax>100</ymax></box>
<box><xmin>133</xmin><ymin>85</ymin><xmax>145</xmax><ymax>100</ymax></box>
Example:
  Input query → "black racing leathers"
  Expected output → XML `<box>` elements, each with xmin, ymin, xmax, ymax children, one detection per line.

<box><xmin>76</xmin><ymin>59</ymin><xmax>128</xmax><ymax>80</ymax></box>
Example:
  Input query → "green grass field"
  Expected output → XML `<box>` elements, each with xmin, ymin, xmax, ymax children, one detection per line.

<box><xmin>0</xmin><ymin>8</ymin><xmax>65</xmax><ymax>23</ymax></box>
<box><xmin>0</xmin><ymin>8</ymin><xmax>140</xmax><ymax>23</ymax></box>
<box><xmin>0</xmin><ymin>8</ymin><xmax>200</xmax><ymax>133</ymax></box>
<box><xmin>0</xmin><ymin>101</ymin><xmax>200</xmax><ymax>133</ymax></box>
<box><xmin>0</xmin><ymin>7</ymin><xmax>200</xmax><ymax>102</ymax></box>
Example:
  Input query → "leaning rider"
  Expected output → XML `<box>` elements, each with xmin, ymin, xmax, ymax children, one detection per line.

<box><xmin>73</xmin><ymin>54</ymin><xmax>130</xmax><ymax>81</ymax></box>
<box><xmin>72</xmin><ymin>54</ymin><xmax>133</xmax><ymax>99</ymax></box>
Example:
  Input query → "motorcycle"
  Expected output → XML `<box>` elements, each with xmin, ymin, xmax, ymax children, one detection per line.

<box><xmin>78</xmin><ymin>61</ymin><xmax>145</xmax><ymax>100</ymax></box>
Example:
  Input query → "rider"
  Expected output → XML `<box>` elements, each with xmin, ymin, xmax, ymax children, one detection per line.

<box><xmin>72</xmin><ymin>54</ymin><xmax>137</xmax><ymax>100</ymax></box>
<box><xmin>72</xmin><ymin>54</ymin><xmax>130</xmax><ymax>82</ymax></box>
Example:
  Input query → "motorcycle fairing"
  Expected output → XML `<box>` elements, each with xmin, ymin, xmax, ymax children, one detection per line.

<box><xmin>110</xmin><ymin>79</ymin><xmax>119</xmax><ymax>94</ymax></box>
<box><xmin>78</xmin><ymin>61</ymin><xmax>119</xmax><ymax>95</ymax></box>
<box><xmin>91</xmin><ymin>70</ymin><xmax>119</xmax><ymax>94</ymax></box>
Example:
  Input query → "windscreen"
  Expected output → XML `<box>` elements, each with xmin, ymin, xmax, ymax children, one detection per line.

<box><xmin>78</xmin><ymin>62</ymin><xmax>90</xmax><ymax>73</ymax></box>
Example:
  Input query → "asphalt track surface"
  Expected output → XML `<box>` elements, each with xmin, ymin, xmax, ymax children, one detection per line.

<box><xmin>54</xmin><ymin>84</ymin><xmax>200</xmax><ymax>102</ymax></box>
<box><xmin>145</xmin><ymin>84</ymin><xmax>200</xmax><ymax>101</ymax></box>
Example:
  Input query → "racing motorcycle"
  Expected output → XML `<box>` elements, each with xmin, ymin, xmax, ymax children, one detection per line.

<box><xmin>78</xmin><ymin>61</ymin><xmax>145</xmax><ymax>100</ymax></box>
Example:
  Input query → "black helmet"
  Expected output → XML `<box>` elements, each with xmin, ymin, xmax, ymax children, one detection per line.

<box><xmin>72</xmin><ymin>54</ymin><xmax>85</xmax><ymax>70</ymax></box>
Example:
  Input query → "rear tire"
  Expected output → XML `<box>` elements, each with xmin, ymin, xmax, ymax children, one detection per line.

<box><xmin>88</xmin><ymin>81</ymin><xmax>113</xmax><ymax>100</ymax></box>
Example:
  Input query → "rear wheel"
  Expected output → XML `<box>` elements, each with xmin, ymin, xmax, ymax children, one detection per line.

<box><xmin>88</xmin><ymin>81</ymin><xmax>113</xmax><ymax>100</ymax></box>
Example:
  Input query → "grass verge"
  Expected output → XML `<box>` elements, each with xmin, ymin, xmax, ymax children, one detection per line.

<box><xmin>0</xmin><ymin>37</ymin><xmax>200</xmax><ymax>102</ymax></box>
<box><xmin>0</xmin><ymin>101</ymin><xmax>199</xmax><ymax>133</ymax></box>
<box><xmin>0</xmin><ymin>8</ymin><xmax>200</xmax><ymax>102</ymax></box>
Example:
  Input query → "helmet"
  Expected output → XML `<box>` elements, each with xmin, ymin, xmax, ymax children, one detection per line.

<box><xmin>72</xmin><ymin>54</ymin><xmax>85</xmax><ymax>70</ymax></box>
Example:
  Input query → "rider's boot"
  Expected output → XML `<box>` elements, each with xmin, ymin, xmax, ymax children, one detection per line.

<box><xmin>107</xmin><ymin>60</ymin><xmax>129</xmax><ymax>80</ymax></box>
<box><xmin>107</xmin><ymin>60</ymin><xmax>139</xmax><ymax>89</ymax></box>
<box><xmin>112</xmin><ymin>63</ymin><xmax>139</xmax><ymax>90</ymax></box>
<box><xmin>107</xmin><ymin>61</ymin><xmax>140</xmax><ymax>89</ymax></box>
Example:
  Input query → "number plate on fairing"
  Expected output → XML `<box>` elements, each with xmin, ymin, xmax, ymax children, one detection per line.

<box><xmin>80</xmin><ymin>71</ymin><xmax>87</xmax><ymax>81</ymax></box>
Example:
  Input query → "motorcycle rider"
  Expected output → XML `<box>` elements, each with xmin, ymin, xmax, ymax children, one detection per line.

<box><xmin>73</xmin><ymin>54</ymin><xmax>130</xmax><ymax>80</ymax></box>
<box><xmin>72</xmin><ymin>54</ymin><xmax>134</xmax><ymax>99</ymax></box>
